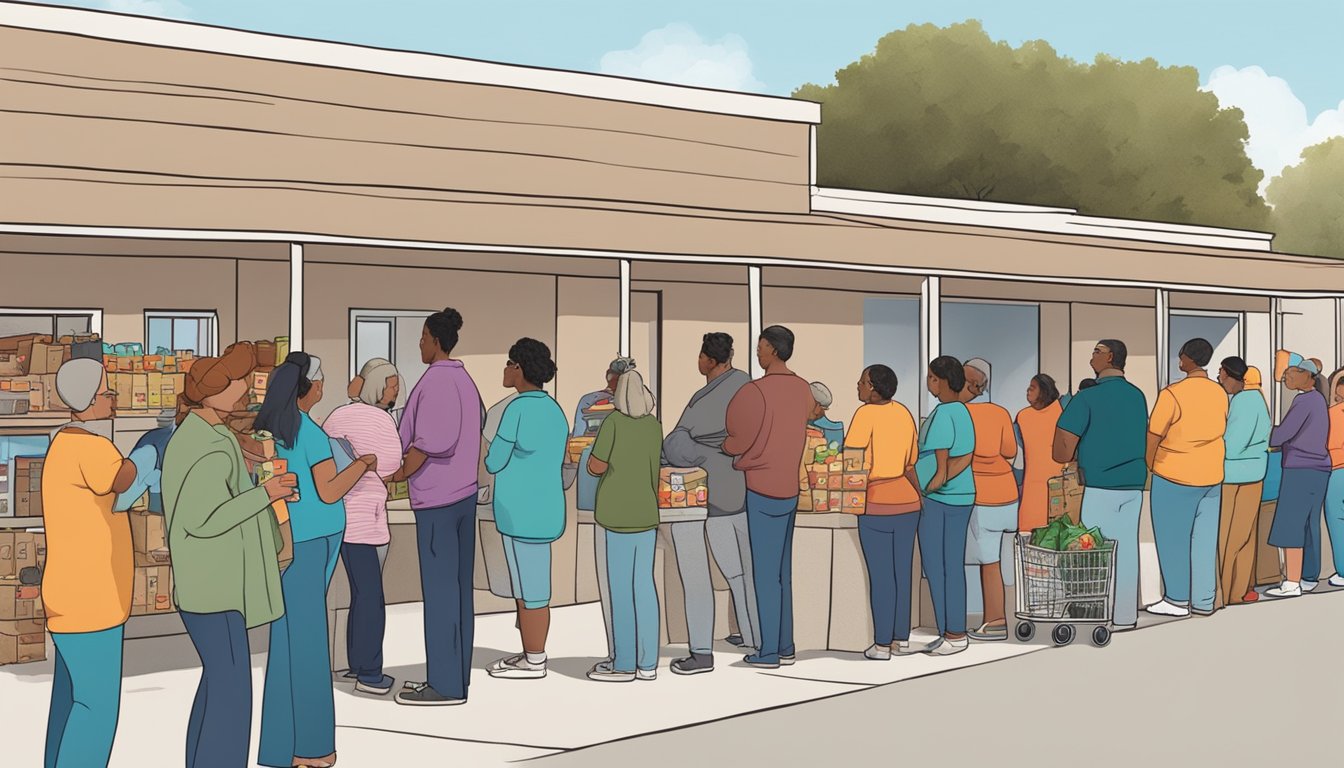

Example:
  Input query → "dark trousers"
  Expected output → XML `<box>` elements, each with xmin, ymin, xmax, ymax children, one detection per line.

<box><xmin>746</xmin><ymin>491</ymin><xmax>797</xmax><ymax>663</ymax></box>
<box><xmin>415</xmin><ymin>497</ymin><xmax>476</xmax><ymax>700</ymax></box>
<box><xmin>858</xmin><ymin>512</ymin><xmax>921</xmax><ymax>645</ymax></box>
<box><xmin>919</xmin><ymin>498</ymin><xmax>973</xmax><ymax>636</ymax></box>
<box><xmin>1304</xmin><ymin>502</ymin><xmax>1325</xmax><ymax>582</ymax></box>
<box><xmin>181</xmin><ymin>610</ymin><xmax>252</xmax><ymax>768</ymax></box>
<box><xmin>341</xmin><ymin>542</ymin><xmax>387</xmax><ymax>684</ymax></box>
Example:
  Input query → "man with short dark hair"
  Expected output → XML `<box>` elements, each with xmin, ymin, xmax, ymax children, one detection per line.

<box><xmin>1144</xmin><ymin>338</ymin><xmax>1227</xmax><ymax>618</ymax></box>
<box><xmin>663</xmin><ymin>332</ymin><xmax>759</xmax><ymax>675</ymax></box>
<box><xmin>1055</xmin><ymin>339</ymin><xmax>1149</xmax><ymax>630</ymax></box>
<box><xmin>725</xmin><ymin>325</ymin><xmax>814</xmax><ymax>668</ymax></box>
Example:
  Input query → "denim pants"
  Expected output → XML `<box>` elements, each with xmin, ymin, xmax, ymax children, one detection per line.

<box><xmin>1080</xmin><ymin>488</ymin><xmax>1143</xmax><ymax>626</ymax></box>
<box><xmin>46</xmin><ymin>625</ymin><xmax>124</xmax><ymax>768</ymax></box>
<box><xmin>341</xmin><ymin>542</ymin><xmax>389</xmax><ymax>685</ymax></box>
<box><xmin>746</xmin><ymin>491</ymin><xmax>798</xmax><ymax>662</ymax></box>
<box><xmin>1326</xmin><ymin>469</ymin><xmax>1344</xmax><ymax>577</ymax></box>
<box><xmin>259</xmin><ymin>532</ymin><xmax>343</xmax><ymax>767</ymax></box>
<box><xmin>857</xmin><ymin>513</ymin><xmax>920</xmax><ymax>646</ymax></box>
<box><xmin>414</xmin><ymin>498</ymin><xmax>476</xmax><ymax>700</ymax></box>
<box><xmin>919</xmin><ymin>499</ymin><xmax>973</xmax><ymax>636</ymax></box>
<box><xmin>1151</xmin><ymin>476</ymin><xmax>1221</xmax><ymax>612</ymax></box>
<box><xmin>181</xmin><ymin>611</ymin><xmax>252</xmax><ymax>768</ymax></box>
<box><xmin>604</xmin><ymin>529</ymin><xmax>660</xmax><ymax>672</ymax></box>
<box><xmin>669</xmin><ymin>513</ymin><xmax>761</xmax><ymax>655</ymax></box>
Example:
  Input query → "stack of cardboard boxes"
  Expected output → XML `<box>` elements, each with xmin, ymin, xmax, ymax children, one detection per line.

<box><xmin>798</xmin><ymin>427</ymin><xmax>867</xmax><ymax>514</ymax></box>
<box><xmin>12</xmin><ymin>457</ymin><xmax>44</xmax><ymax>518</ymax></box>
<box><xmin>104</xmin><ymin>343</ymin><xmax>191</xmax><ymax>413</ymax></box>
<box><xmin>0</xmin><ymin>333</ymin><xmax>102</xmax><ymax>414</ymax></box>
<box><xmin>0</xmin><ymin>531</ymin><xmax>46</xmax><ymax>665</ymax></box>
<box><xmin>129</xmin><ymin>501</ymin><xmax>174</xmax><ymax>616</ymax></box>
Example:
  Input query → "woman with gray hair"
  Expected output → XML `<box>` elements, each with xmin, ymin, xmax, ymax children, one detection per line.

<box><xmin>586</xmin><ymin>369</ymin><xmax>664</xmax><ymax>682</ymax></box>
<box><xmin>323</xmin><ymin>358</ymin><xmax>405</xmax><ymax>695</ymax></box>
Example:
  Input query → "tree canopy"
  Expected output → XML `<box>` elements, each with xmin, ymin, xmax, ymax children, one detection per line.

<box><xmin>794</xmin><ymin>21</ymin><xmax>1271</xmax><ymax>233</ymax></box>
<box><xmin>1268</xmin><ymin>137</ymin><xmax>1344</xmax><ymax>259</ymax></box>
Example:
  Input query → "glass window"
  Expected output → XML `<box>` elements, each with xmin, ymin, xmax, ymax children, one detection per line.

<box><xmin>145</xmin><ymin>312</ymin><xmax>216</xmax><ymax>357</ymax></box>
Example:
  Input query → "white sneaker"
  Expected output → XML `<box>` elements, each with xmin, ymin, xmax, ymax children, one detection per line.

<box><xmin>893</xmin><ymin>639</ymin><xmax>930</xmax><ymax>656</ymax></box>
<box><xmin>925</xmin><ymin>637</ymin><xmax>969</xmax><ymax>656</ymax></box>
<box><xmin>1302</xmin><ymin>580</ymin><xmax>1319</xmax><ymax>593</ymax></box>
<box><xmin>487</xmin><ymin>654</ymin><xmax>547</xmax><ymax>680</ymax></box>
<box><xmin>1145</xmin><ymin>600</ymin><xmax>1191</xmax><ymax>618</ymax></box>
<box><xmin>1329</xmin><ymin>574</ymin><xmax>1344</xmax><ymax>588</ymax></box>
<box><xmin>1266</xmin><ymin>581</ymin><xmax>1303</xmax><ymax>598</ymax></box>
<box><xmin>864</xmin><ymin>644</ymin><xmax>892</xmax><ymax>661</ymax></box>
<box><xmin>636</xmin><ymin>668</ymin><xmax>657</xmax><ymax>681</ymax></box>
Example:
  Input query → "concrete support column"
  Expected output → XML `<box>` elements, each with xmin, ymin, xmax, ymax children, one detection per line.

<box><xmin>619</xmin><ymin>259</ymin><xmax>631</xmax><ymax>357</ymax></box>
<box><xmin>289</xmin><ymin>243</ymin><xmax>304</xmax><ymax>351</ymax></box>
<box><xmin>1155</xmin><ymin>288</ymin><xmax>1170</xmax><ymax>390</ymax></box>
<box><xmin>919</xmin><ymin>276</ymin><xmax>941</xmax><ymax>416</ymax></box>
<box><xmin>749</xmin><ymin>265</ymin><xmax>763</xmax><ymax>378</ymax></box>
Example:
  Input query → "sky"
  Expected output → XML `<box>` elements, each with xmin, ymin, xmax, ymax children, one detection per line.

<box><xmin>28</xmin><ymin>0</ymin><xmax>1344</xmax><ymax>187</ymax></box>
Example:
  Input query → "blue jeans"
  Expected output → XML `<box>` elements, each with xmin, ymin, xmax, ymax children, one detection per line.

<box><xmin>604</xmin><ymin>529</ymin><xmax>659</xmax><ymax>672</ymax></box>
<box><xmin>414</xmin><ymin>498</ymin><xmax>476</xmax><ymax>700</ymax></box>
<box><xmin>259</xmin><ymin>533</ymin><xmax>343</xmax><ymax>767</ymax></box>
<box><xmin>746</xmin><ymin>491</ymin><xmax>797</xmax><ymax>662</ymax></box>
<box><xmin>1080</xmin><ymin>488</ymin><xmax>1144</xmax><ymax>627</ymax></box>
<box><xmin>181</xmin><ymin>611</ymin><xmax>252</xmax><ymax>768</ymax></box>
<box><xmin>1326</xmin><ymin>469</ymin><xmax>1344</xmax><ymax>577</ymax></box>
<box><xmin>858</xmin><ymin>513</ymin><xmax>920</xmax><ymax>645</ymax></box>
<box><xmin>919</xmin><ymin>499</ymin><xmax>973</xmax><ymax>636</ymax></box>
<box><xmin>1304</xmin><ymin>474</ymin><xmax>1331</xmax><ymax>582</ymax></box>
<box><xmin>1151</xmin><ymin>476</ymin><xmax>1220</xmax><ymax>612</ymax></box>
<box><xmin>46</xmin><ymin>625</ymin><xmax>124</xmax><ymax>768</ymax></box>
<box><xmin>341</xmin><ymin>542</ymin><xmax>387</xmax><ymax>685</ymax></box>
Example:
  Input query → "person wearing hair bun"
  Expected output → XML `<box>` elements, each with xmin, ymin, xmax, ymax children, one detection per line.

<box><xmin>483</xmin><ymin>339</ymin><xmax>568</xmax><ymax>680</ymax></box>
<box><xmin>1216</xmin><ymin>357</ymin><xmax>1271</xmax><ymax>607</ymax></box>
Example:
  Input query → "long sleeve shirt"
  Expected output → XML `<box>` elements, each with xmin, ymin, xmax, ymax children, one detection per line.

<box><xmin>398</xmin><ymin>360</ymin><xmax>483</xmax><ymax>509</ymax></box>
<box><xmin>723</xmin><ymin>372</ymin><xmax>814</xmax><ymax>500</ymax></box>
<box><xmin>1223</xmin><ymin>390</ymin><xmax>1271</xmax><ymax>484</ymax></box>
<box><xmin>1270</xmin><ymin>388</ymin><xmax>1331</xmax><ymax>472</ymax></box>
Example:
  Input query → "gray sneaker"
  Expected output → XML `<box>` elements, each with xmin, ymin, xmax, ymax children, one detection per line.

<box><xmin>968</xmin><ymin>623</ymin><xmax>1009</xmax><ymax>642</ymax></box>
<box><xmin>670</xmin><ymin>653</ymin><xmax>715</xmax><ymax>676</ymax></box>
<box><xmin>395</xmin><ymin>683</ymin><xmax>466</xmax><ymax>707</ymax></box>
<box><xmin>864</xmin><ymin>644</ymin><xmax>892</xmax><ymax>661</ymax></box>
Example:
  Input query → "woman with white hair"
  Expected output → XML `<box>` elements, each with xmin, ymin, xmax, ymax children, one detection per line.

<box><xmin>586</xmin><ymin>369</ymin><xmax>664</xmax><ymax>682</ymax></box>
<box><xmin>256</xmin><ymin>352</ymin><xmax>378</xmax><ymax>768</ymax></box>
<box><xmin>322</xmin><ymin>358</ymin><xmax>405</xmax><ymax>695</ymax></box>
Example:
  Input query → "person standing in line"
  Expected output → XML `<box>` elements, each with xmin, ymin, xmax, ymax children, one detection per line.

<box><xmin>587</xmin><ymin>369</ymin><xmax>664</xmax><ymax>682</ymax></box>
<box><xmin>323</xmin><ymin>358</ymin><xmax>405</xmax><ymax>695</ymax></box>
<box><xmin>724</xmin><ymin>325</ymin><xmax>815</xmax><ymax>669</ymax></box>
<box><xmin>1054</xmin><ymin>340</ymin><xmax>1149</xmax><ymax>631</ymax></box>
<box><xmin>571</xmin><ymin>357</ymin><xmax>635</xmax><ymax>437</ymax></box>
<box><xmin>1015</xmin><ymin>374</ymin><xmax>1065</xmax><ymax>534</ymax></box>
<box><xmin>916</xmin><ymin>356</ymin><xmax>977</xmax><ymax>656</ymax></box>
<box><xmin>42</xmin><ymin>359</ymin><xmax>138</xmax><ymax>768</ymax></box>
<box><xmin>1145</xmin><ymin>338</ymin><xmax>1228</xmax><ymax>618</ymax></box>
<box><xmin>662</xmin><ymin>332</ymin><xmax>759</xmax><ymax>675</ymax></box>
<box><xmin>1216</xmin><ymin>359</ymin><xmax>1272</xmax><ymax>607</ymax></box>
<box><xmin>807</xmin><ymin>382</ymin><xmax>845</xmax><ymax>447</ymax></box>
<box><xmin>162</xmin><ymin>342</ymin><xmax>296</xmax><ymax>768</ymax></box>
<box><xmin>959</xmin><ymin>359</ymin><xmax>1018</xmax><ymax>642</ymax></box>
<box><xmin>1323</xmin><ymin>368</ymin><xmax>1344</xmax><ymax>589</ymax></box>
<box><xmin>1265</xmin><ymin>352</ymin><xmax>1331</xmax><ymax>598</ymax></box>
<box><xmin>257</xmin><ymin>353</ymin><xmax>376</xmax><ymax>768</ymax></box>
<box><xmin>845</xmin><ymin>364</ymin><xmax>923</xmax><ymax>660</ymax></box>
<box><xmin>391</xmin><ymin>308</ymin><xmax>484</xmax><ymax>706</ymax></box>
<box><xmin>484</xmin><ymin>339</ymin><xmax>568</xmax><ymax>680</ymax></box>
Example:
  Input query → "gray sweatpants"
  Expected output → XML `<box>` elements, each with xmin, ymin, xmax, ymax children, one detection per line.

<box><xmin>671</xmin><ymin>513</ymin><xmax>760</xmax><ymax>655</ymax></box>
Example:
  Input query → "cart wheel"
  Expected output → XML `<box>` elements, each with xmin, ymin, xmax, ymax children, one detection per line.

<box><xmin>1051</xmin><ymin>624</ymin><xmax>1075</xmax><ymax>646</ymax></box>
<box><xmin>1091</xmin><ymin>626</ymin><xmax>1111</xmax><ymax>647</ymax></box>
<box><xmin>1014</xmin><ymin>621</ymin><xmax>1035</xmax><ymax>642</ymax></box>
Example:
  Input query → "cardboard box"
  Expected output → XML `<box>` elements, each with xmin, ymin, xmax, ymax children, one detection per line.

<box><xmin>826</xmin><ymin>472</ymin><xmax>843</xmax><ymax>490</ymax></box>
<box><xmin>24</xmin><ymin>377</ymin><xmax>45</xmax><ymax>412</ymax></box>
<box><xmin>0</xmin><ymin>632</ymin><xmax>46</xmax><ymax>665</ymax></box>
<box><xmin>658</xmin><ymin>467</ymin><xmax>708</xmax><ymax>508</ymax></box>
<box><xmin>147</xmin><ymin>372</ymin><xmax>164</xmax><ymax>409</ymax></box>
<box><xmin>41</xmin><ymin>374</ymin><xmax>67</xmax><ymax>412</ymax></box>
<box><xmin>843</xmin><ymin>473</ymin><xmax>868</xmax><ymax>490</ymax></box>
<box><xmin>843</xmin><ymin>448</ymin><xmax>866</xmax><ymax>473</ymax></box>
<box><xmin>811</xmin><ymin>489</ymin><xmax>830</xmax><ymax>512</ymax></box>
<box><xmin>1046</xmin><ymin>466</ymin><xmax>1085</xmax><ymax>524</ymax></box>
<box><xmin>251</xmin><ymin>371</ymin><xmax>271</xmax><ymax>392</ymax></box>
<box><xmin>132</xmin><ymin>565</ymin><xmax>174</xmax><ymax>615</ymax></box>
<box><xmin>0</xmin><ymin>352</ymin><xmax>25</xmax><ymax>377</ymax></box>
<box><xmin>0</xmin><ymin>533</ymin><xmax>41</xmax><ymax>579</ymax></box>
<box><xmin>28</xmin><ymin>342</ymin><xmax>69</xmax><ymax>376</ymax></box>
<box><xmin>130</xmin><ymin>511</ymin><xmax>168</xmax><ymax>560</ymax></box>
<box><xmin>841</xmin><ymin>489</ymin><xmax>867</xmax><ymax>515</ymax></box>
<box><xmin>829</xmin><ymin>490</ymin><xmax>845</xmax><ymax>512</ymax></box>
<box><xmin>0</xmin><ymin>582</ymin><xmax>41</xmax><ymax>620</ymax></box>
<box><xmin>131</xmin><ymin>374</ymin><xmax>150</xmax><ymax>410</ymax></box>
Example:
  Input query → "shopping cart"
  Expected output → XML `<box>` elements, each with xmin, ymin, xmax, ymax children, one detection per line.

<box><xmin>1013</xmin><ymin>533</ymin><xmax>1117</xmax><ymax>647</ymax></box>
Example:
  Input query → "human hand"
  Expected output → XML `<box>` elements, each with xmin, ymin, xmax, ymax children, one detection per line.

<box><xmin>264</xmin><ymin>473</ymin><xmax>299</xmax><ymax>502</ymax></box>
<box><xmin>360</xmin><ymin>454</ymin><xmax>378</xmax><ymax>474</ymax></box>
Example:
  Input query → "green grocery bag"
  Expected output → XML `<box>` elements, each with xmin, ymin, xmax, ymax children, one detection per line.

<box><xmin>1031</xmin><ymin>517</ymin><xmax>1070</xmax><ymax>550</ymax></box>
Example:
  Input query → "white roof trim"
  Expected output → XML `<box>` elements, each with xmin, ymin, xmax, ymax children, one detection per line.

<box><xmin>0</xmin><ymin>222</ymin><xmax>1336</xmax><ymax>298</ymax></box>
<box><xmin>812</xmin><ymin>187</ymin><xmax>1275</xmax><ymax>252</ymax></box>
<box><xmin>0</xmin><ymin>1</ymin><xmax>820</xmax><ymax>124</ymax></box>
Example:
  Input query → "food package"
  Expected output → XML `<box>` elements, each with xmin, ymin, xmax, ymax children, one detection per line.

<box><xmin>1046</xmin><ymin>465</ymin><xmax>1085</xmax><ymax>524</ymax></box>
<box><xmin>132</xmin><ymin>565</ymin><xmax>174</xmax><ymax>615</ymax></box>
<box><xmin>566</xmin><ymin>436</ymin><xmax>595</xmax><ymax>464</ymax></box>
<box><xmin>387</xmin><ymin>480</ymin><xmax>409</xmax><ymax>502</ymax></box>
<box><xmin>0</xmin><ymin>532</ymin><xmax>41</xmax><ymax>579</ymax></box>
<box><xmin>826</xmin><ymin>472</ymin><xmax>843</xmax><ymax>490</ymax></box>
<box><xmin>251</xmin><ymin>371</ymin><xmax>270</xmax><ymax>393</ymax></box>
<box><xmin>147</xmin><ymin>372</ymin><xmax>164</xmax><ymax>409</ymax></box>
<box><xmin>843</xmin><ymin>448</ymin><xmax>866</xmax><ymax>473</ymax></box>
<box><xmin>256</xmin><ymin>341</ymin><xmax>277</xmax><ymax>369</ymax></box>
<box><xmin>0</xmin><ymin>582</ymin><xmax>42</xmax><ymax>620</ymax></box>
<box><xmin>0</xmin><ymin>352</ymin><xmax>25</xmax><ymax>377</ymax></box>
<box><xmin>130</xmin><ymin>511</ymin><xmax>170</xmax><ymax>566</ymax></box>
<box><xmin>274</xmin><ymin>337</ymin><xmax>290</xmax><ymax>364</ymax></box>
<box><xmin>659</xmin><ymin>467</ymin><xmax>708</xmax><ymax>509</ymax></box>
<box><xmin>253</xmin><ymin>430</ymin><xmax>277</xmax><ymax>460</ymax></box>
<box><xmin>27</xmin><ymin>342</ymin><xmax>68</xmax><ymax>376</ymax></box>
<box><xmin>841</xmin><ymin>489</ymin><xmax>867</xmax><ymax>515</ymax></box>
<box><xmin>843</xmin><ymin>473</ymin><xmax>868</xmax><ymax>490</ymax></box>
<box><xmin>828</xmin><ymin>490</ymin><xmax>845</xmax><ymax>512</ymax></box>
<box><xmin>131</xmin><ymin>373</ymin><xmax>150</xmax><ymax>411</ymax></box>
<box><xmin>811</xmin><ymin>489</ymin><xmax>830</xmax><ymax>512</ymax></box>
<box><xmin>0</xmin><ymin>618</ymin><xmax>46</xmax><ymax>665</ymax></box>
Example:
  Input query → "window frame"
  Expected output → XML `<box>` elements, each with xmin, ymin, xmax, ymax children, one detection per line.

<box><xmin>0</xmin><ymin>307</ymin><xmax>102</xmax><ymax>338</ymax></box>
<box><xmin>143</xmin><ymin>310</ymin><xmax>219</xmax><ymax>358</ymax></box>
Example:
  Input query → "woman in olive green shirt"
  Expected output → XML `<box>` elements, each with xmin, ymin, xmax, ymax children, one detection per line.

<box><xmin>162</xmin><ymin>342</ymin><xmax>297</xmax><ymax>768</ymax></box>
<box><xmin>586</xmin><ymin>370</ymin><xmax>664</xmax><ymax>682</ymax></box>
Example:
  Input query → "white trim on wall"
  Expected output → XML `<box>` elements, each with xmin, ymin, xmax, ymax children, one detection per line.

<box><xmin>748</xmin><ymin>265</ymin><xmax>762</xmax><ymax>379</ymax></box>
<box><xmin>289</xmin><ymin>243</ymin><xmax>304</xmax><ymax>352</ymax></box>
<box><xmin>920</xmin><ymin>276</ymin><xmax>941</xmax><ymax>417</ymax></box>
<box><xmin>619</xmin><ymin>259</ymin><xmax>631</xmax><ymax>358</ymax></box>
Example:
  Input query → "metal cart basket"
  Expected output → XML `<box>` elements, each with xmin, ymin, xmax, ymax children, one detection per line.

<box><xmin>1013</xmin><ymin>533</ymin><xmax>1116</xmax><ymax>647</ymax></box>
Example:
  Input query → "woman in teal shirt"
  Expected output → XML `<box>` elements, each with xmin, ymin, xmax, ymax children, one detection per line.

<box><xmin>917</xmin><ymin>356</ymin><xmax>977</xmax><ymax>657</ymax></box>
<box><xmin>484</xmin><ymin>338</ymin><xmax>569</xmax><ymax>680</ymax></box>
<box><xmin>256</xmin><ymin>353</ymin><xmax>375</xmax><ymax>768</ymax></box>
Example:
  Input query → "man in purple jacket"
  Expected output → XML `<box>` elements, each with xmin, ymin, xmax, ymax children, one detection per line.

<box><xmin>393</xmin><ymin>307</ymin><xmax>484</xmax><ymax>707</ymax></box>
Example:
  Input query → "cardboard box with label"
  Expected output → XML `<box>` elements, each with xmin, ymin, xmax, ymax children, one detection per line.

<box><xmin>130</xmin><ymin>512</ymin><xmax>170</xmax><ymax>566</ymax></box>
<box><xmin>0</xmin><ymin>617</ymin><xmax>46</xmax><ymax>665</ymax></box>
<box><xmin>0</xmin><ymin>532</ymin><xmax>42</xmax><ymax>579</ymax></box>
<box><xmin>132</xmin><ymin>565</ymin><xmax>174</xmax><ymax>615</ymax></box>
<box><xmin>147</xmin><ymin>372</ymin><xmax>164</xmax><ymax>409</ymax></box>
<box><xmin>1047</xmin><ymin>466</ymin><xmax>1085</xmax><ymax>525</ymax></box>
<box><xmin>0</xmin><ymin>581</ymin><xmax>42</xmax><ymax>620</ymax></box>
<box><xmin>658</xmin><ymin>467</ymin><xmax>708</xmax><ymax>508</ymax></box>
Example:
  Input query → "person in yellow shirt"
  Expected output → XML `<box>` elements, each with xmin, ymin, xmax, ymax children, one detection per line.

<box><xmin>1145</xmin><ymin>338</ymin><xmax>1228</xmax><ymax>618</ymax></box>
<box><xmin>959</xmin><ymin>359</ymin><xmax>1019</xmax><ymax>641</ymax></box>
<box><xmin>845</xmin><ymin>364</ymin><xmax>924</xmax><ymax>660</ymax></box>
<box><xmin>43</xmin><ymin>358</ymin><xmax>138</xmax><ymax>768</ymax></box>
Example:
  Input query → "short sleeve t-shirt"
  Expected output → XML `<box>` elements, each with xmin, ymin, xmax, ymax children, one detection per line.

<box><xmin>1148</xmin><ymin>374</ymin><xmax>1228</xmax><ymax>487</ymax></box>
<box><xmin>966</xmin><ymin>402</ymin><xmax>1019</xmax><ymax>506</ymax></box>
<box><xmin>42</xmin><ymin>429</ymin><xmax>134</xmax><ymax>633</ymax></box>
<box><xmin>591</xmin><ymin>411</ymin><xmax>663</xmax><ymax>533</ymax></box>
<box><xmin>488</xmin><ymin>391</ymin><xmax>569</xmax><ymax>542</ymax></box>
<box><xmin>844</xmin><ymin>402</ymin><xmax>920</xmax><ymax>507</ymax></box>
<box><xmin>278</xmin><ymin>412</ymin><xmax>346</xmax><ymax>543</ymax></box>
<box><xmin>916</xmin><ymin>401</ymin><xmax>976</xmax><ymax>506</ymax></box>
<box><xmin>1056</xmin><ymin>375</ymin><xmax>1149</xmax><ymax>490</ymax></box>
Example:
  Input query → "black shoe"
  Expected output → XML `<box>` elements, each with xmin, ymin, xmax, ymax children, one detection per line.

<box><xmin>338</xmin><ymin>670</ymin><xmax>358</xmax><ymax>680</ymax></box>
<box><xmin>395</xmin><ymin>682</ymin><xmax>465</xmax><ymax>707</ymax></box>
<box><xmin>725</xmin><ymin>634</ymin><xmax>746</xmax><ymax>647</ymax></box>
<box><xmin>356</xmin><ymin>674</ymin><xmax>396</xmax><ymax>696</ymax></box>
<box><xmin>670</xmin><ymin>653</ymin><xmax>715</xmax><ymax>675</ymax></box>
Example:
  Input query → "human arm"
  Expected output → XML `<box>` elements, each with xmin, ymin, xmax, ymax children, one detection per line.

<box><xmin>587</xmin><ymin>417</ymin><xmax>615</xmax><ymax>476</ymax></box>
<box><xmin>78</xmin><ymin>435</ymin><xmax>136</xmax><ymax>498</ymax></box>
<box><xmin>312</xmin><ymin>456</ymin><xmax>374</xmax><ymax>504</ymax></box>
<box><xmin>1053</xmin><ymin>397</ymin><xmax>1087</xmax><ymax>464</ymax></box>
<box><xmin>1270</xmin><ymin>398</ymin><xmax>1307</xmax><ymax>449</ymax></box>
<box><xmin>1224</xmin><ymin>399</ymin><xmax>1257</xmax><ymax>456</ymax></box>
<box><xmin>1053</xmin><ymin>428</ymin><xmax>1081</xmax><ymax>465</ymax></box>
<box><xmin>112</xmin><ymin>459</ymin><xmax>137</xmax><ymax>495</ymax></box>
<box><xmin>177</xmin><ymin>451</ymin><xmax>296</xmax><ymax>538</ymax></box>
<box><xmin>1147</xmin><ymin>389</ymin><xmax>1178</xmax><ymax>469</ymax></box>
<box><xmin>1000</xmin><ymin>415</ymin><xmax>1018</xmax><ymax>463</ymax></box>
<box><xmin>484</xmin><ymin>402</ymin><xmax>521</xmax><ymax>475</ymax></box>
<box><xmin>721</xmin><ymin>384</ymin><xmax>763</xmax><ymax>457</ymax></box>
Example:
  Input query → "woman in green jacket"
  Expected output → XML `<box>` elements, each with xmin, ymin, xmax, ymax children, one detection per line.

<box><xmin>162</xmin><ymin>342</ymin><xmax>297</xmax><ymax>768</ymax></box>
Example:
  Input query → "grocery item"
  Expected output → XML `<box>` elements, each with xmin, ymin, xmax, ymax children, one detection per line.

<box><xmin>659</xmin><ymin>467</ymin><xmax>708</xmax><ymax>509</ymax></box>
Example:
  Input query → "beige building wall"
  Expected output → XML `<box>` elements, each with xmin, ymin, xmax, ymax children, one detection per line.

<box><xmin>1040</xmin><ymin>302</ymin><xmax>1072</xmax><ymax>392</ymax></box>
<box><xmin>235</xmin><ymin>260</ymin><xmax>289</xmax><ymax>346</ymax></box>
<box><xmin>762</xmin><ymin>286</ymin><xmax>866</xmax><ymax>429</ymax></box>
<box><xmin>1070</xmin><ymin>303</ymin><xmax>1160</xmax><ymax>407</ymax></box>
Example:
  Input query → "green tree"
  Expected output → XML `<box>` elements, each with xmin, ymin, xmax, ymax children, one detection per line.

<box><xmin>795</xmin><ymin>21</ymin><xmax>1270</xmax><ymax>231</ymax></box>
<box><xmin>1268</xmin><ymin>137</ymin><xmax>1344</xmax><ymax>258</ymax></box>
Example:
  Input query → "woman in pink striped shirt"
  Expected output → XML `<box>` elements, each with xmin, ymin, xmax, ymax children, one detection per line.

<box><xmin>322</xmin><ymin>358</ymin><xmax>405</xmax><ymax>695</ymax></box>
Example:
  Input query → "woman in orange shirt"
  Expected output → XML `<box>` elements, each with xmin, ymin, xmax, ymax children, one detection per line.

<box><xmin>845</xmin><ymin>364</ymin><xmax>923</xmax><ymax>660</ymax></box>
<box><xmin>1323</xmin><ymin>368</ymin><xmax>1344</xmax><ymax>587</ymax></box>
<box><xmin>961</xmin><ymin>360</ymin><xmax>1019</xmax><ymax>641</ymax></box>
<box><xmin>1015</xmin><ymin>374</ymin><xmax>1064</xmax><ymax>533</ymax></box>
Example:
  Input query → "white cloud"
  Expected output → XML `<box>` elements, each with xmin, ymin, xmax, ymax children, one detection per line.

<box><xmin>1203</xmin><ymin>65</ymin><xmax>1344</xmax><ymax>190</ymax></box>
<box><xmin>104</xmin><ymin>0</ymin><xmax>192</xmax><ymax>20</ymax></box>
<box><xmin>600</xmin><ymin>23</ymin><xmax>766</xmax><ymax>92</ymax></box>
